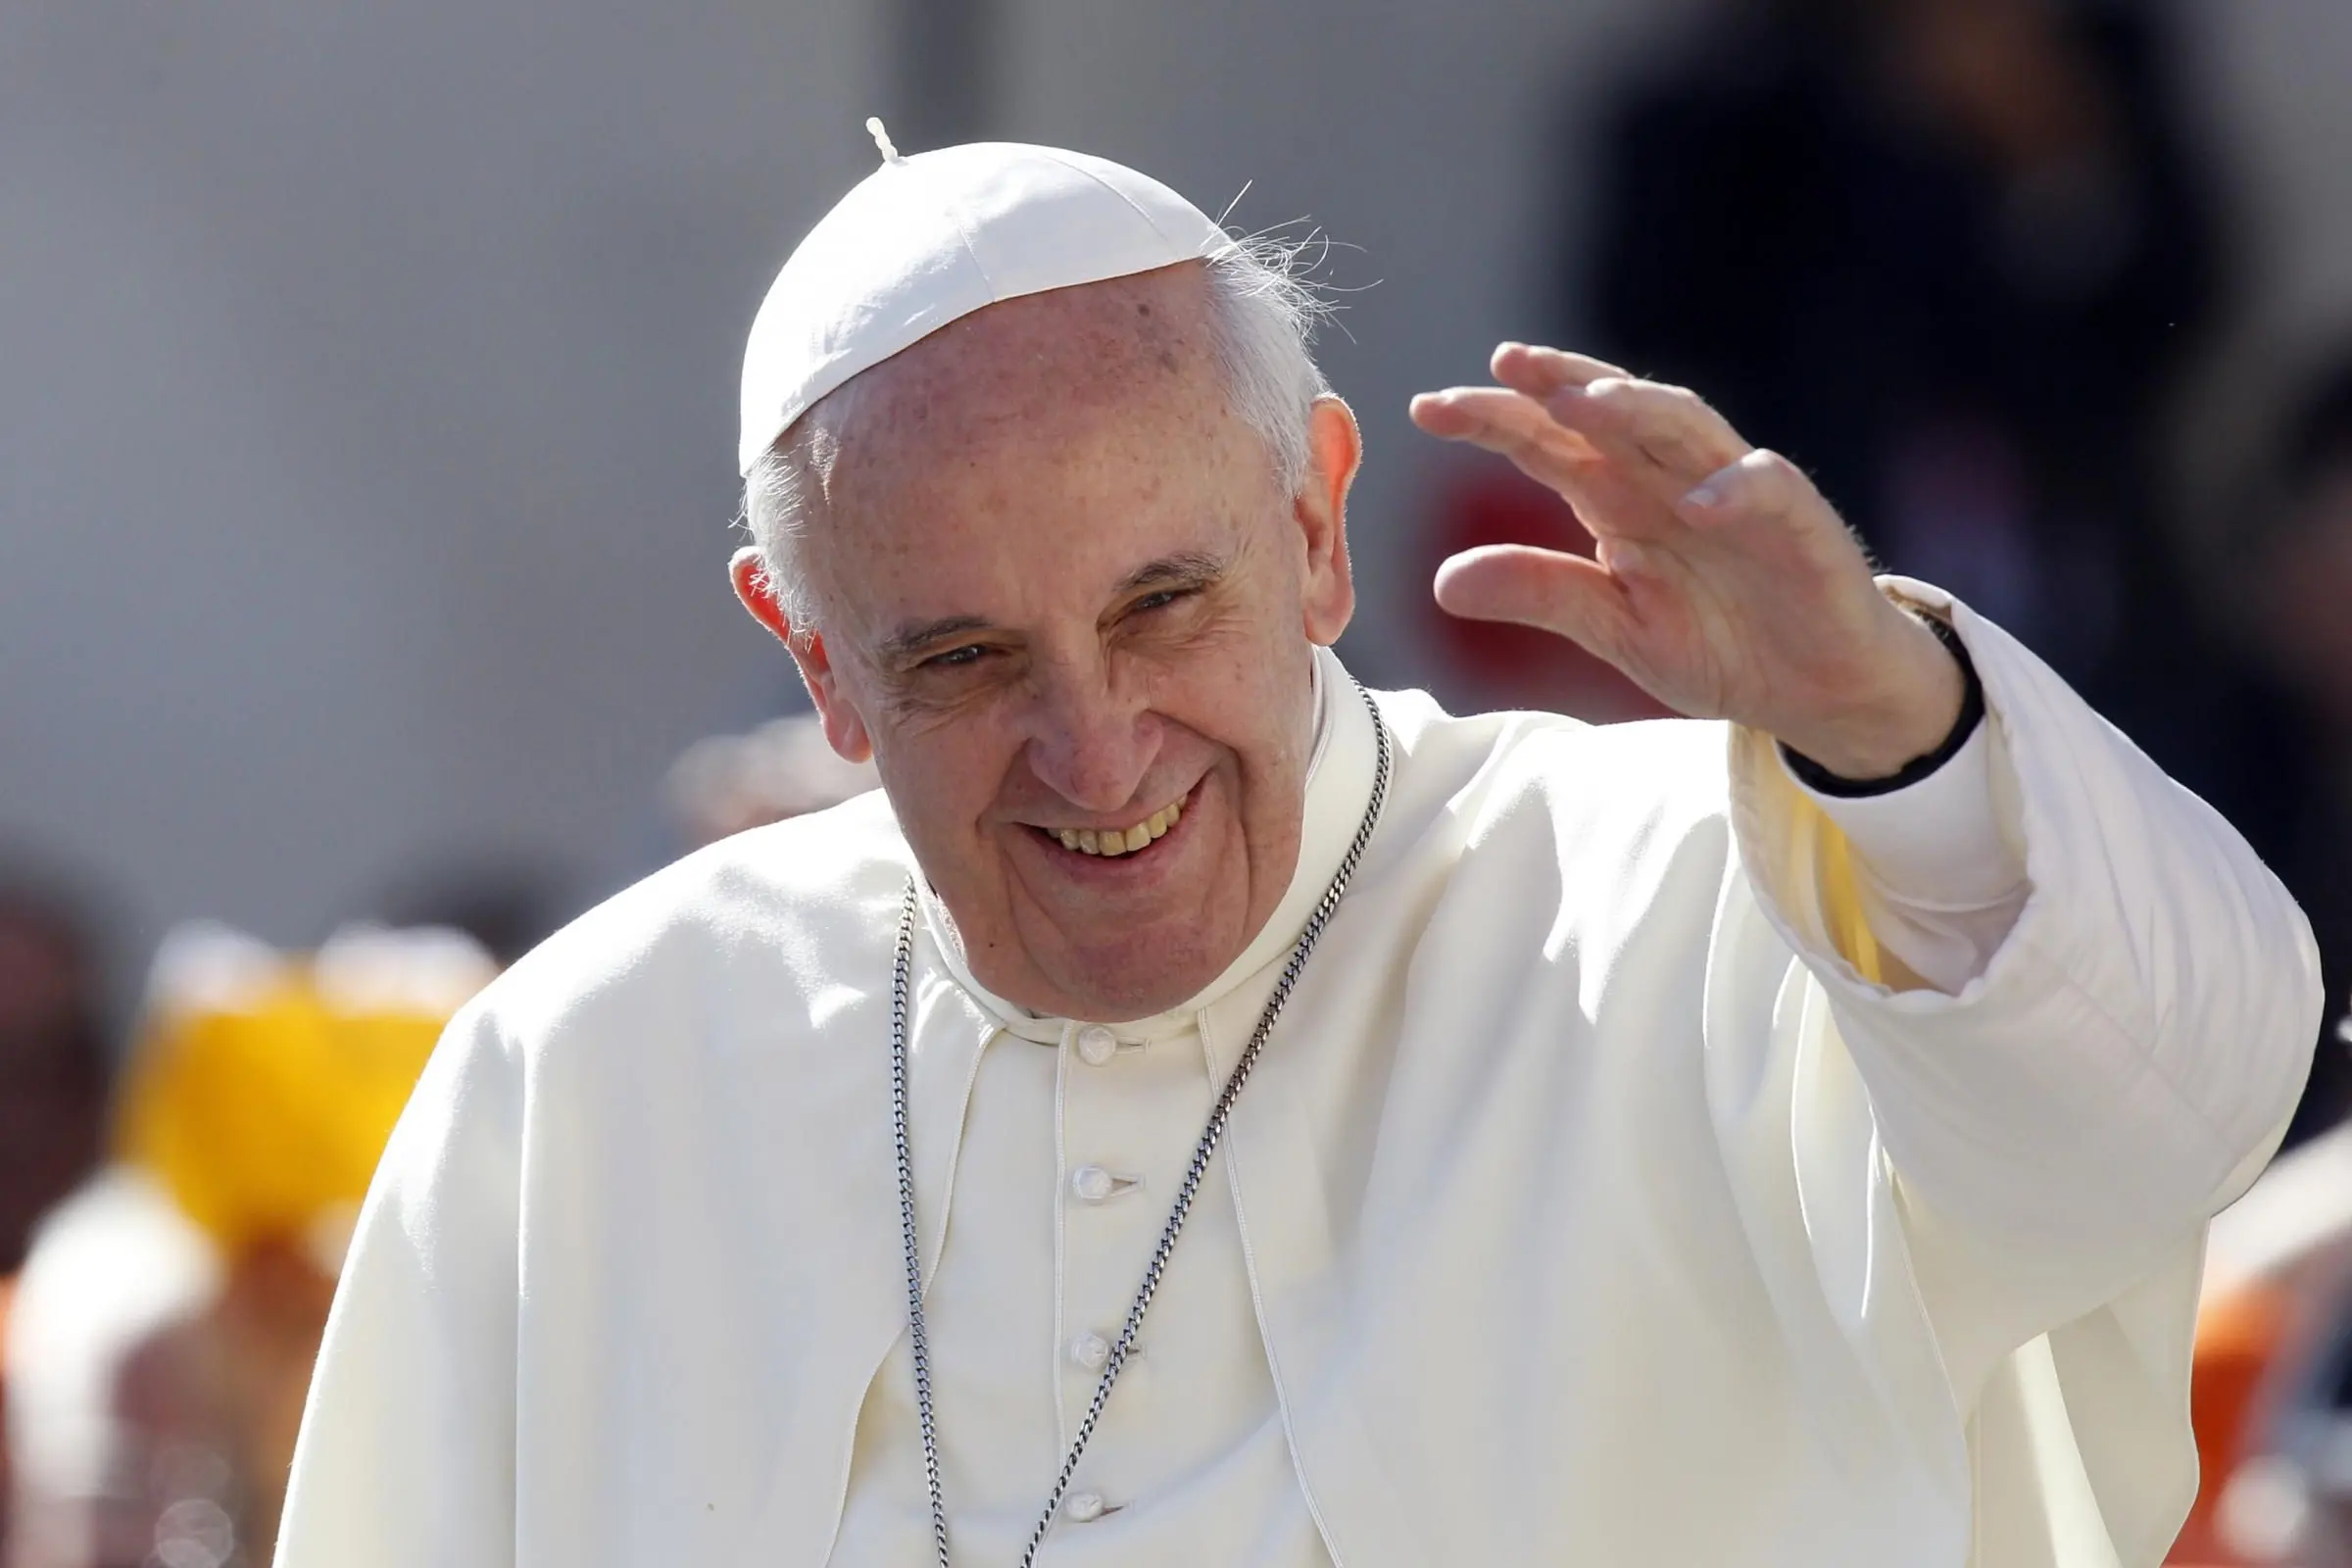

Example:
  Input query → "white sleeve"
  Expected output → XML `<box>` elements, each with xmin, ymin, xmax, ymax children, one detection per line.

<box><xmin>1718</xmin><ymin>581</ymin><xmax>2321</xmax><ymax>1568</ymax></box>
<box><xmin>1728</xmin><ymin>578</ymin><xmax>2322</xmax><ymax>1257</ymax></box>
<box><xmin>272</xmin><ymin>1003</ymin><xmax>521</xmax><ymax>1568</ymax></box>
<box><xmin>1785</xmin><ymin>719</ymin><xmax>2029</xmax><ymax>995</ymax></box>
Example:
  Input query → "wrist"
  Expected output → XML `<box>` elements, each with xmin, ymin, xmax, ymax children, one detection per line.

<box><xmin>1777</xmin><ymin>611</ymin><xmax>1971</xmax><ymax>783</ymax></box>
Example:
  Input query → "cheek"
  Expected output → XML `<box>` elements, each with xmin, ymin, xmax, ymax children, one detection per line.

<box><xmin>1132</xmin><ymin>615</ymin><xmax>1268</xmax><ymax>723</ymax></box>
<box><xmin>881</xmin><ymin>724</ymin><xmax>1007</xmax><ymax>833</ymax></box>
<box><xmin>1135</xmin><ymin>627</ymin><xmax>1310</xmax><ymax>792</ymax></box>
<box><xmin>850</xmin><ymin>688</ymin><xmax>1018</xmax><ymax>847</ymax></box>
<box><xmin>870</xmin><ymin>700</ymin><xmax>1044</xmax><ymax>869</ymax></box>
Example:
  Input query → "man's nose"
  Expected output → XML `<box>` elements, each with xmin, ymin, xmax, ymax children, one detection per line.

<box><xmin>1024</xmin><ymin>670</ymin><xmax>1160</xmax><ymax>813</ymax></box>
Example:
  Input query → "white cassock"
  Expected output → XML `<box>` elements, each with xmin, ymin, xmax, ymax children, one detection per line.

<box><xmin>274</xmin><ymin>583</ymin><xmax>2320</xmax><ymax>1568</ymax></box>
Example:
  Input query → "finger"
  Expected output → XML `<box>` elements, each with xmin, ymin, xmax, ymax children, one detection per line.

<box><xmin>1490</xmin><ymin>343</ymin><xmax>1631</xmax><ymax>402</ymax></box>
<box><xmin>1433</xmin><ymin>544</ymin><xmax>1635</xmax><ymax>660</ymax></box>
<box><xmin>1412</xmin><ymin>387</ymin><xmax>1679</xmax><ymax>546</ymax></box>
<box><xmin>1411</xmin><ymin>386</ymin><xmax>1601</xmax><ymax>455</ymax></box>
<box><xmin>1676</xmin><ymin>447</ymin><xmax>1827</xmax><ymax>532</ymax></box>
<box><xmin>1410</xmin><ymin>388</ymin><xmax>1603</xmax><ymax>493</ymax></box>
<box><xmin>1545</xmin><ymin>378</ymin><xmax>1750</xmax><ymax>487</ymax></box>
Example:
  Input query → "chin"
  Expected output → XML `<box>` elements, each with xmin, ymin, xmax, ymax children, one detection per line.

<box><xmin>1005</xmin><ymin>897</ymin><xmax>1239</xmax><ymax>1018</ymax></box>
<box><xmin>1051</xmin><ymin>935</ymin><xmax>1229</xmax><ymax>1022</ymax></box>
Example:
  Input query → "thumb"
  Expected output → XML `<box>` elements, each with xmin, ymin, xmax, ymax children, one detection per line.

<box><xmin>1434</xmin><ymin>545</ymin><xmax>1632</xmax><ymax>659</ymax></box>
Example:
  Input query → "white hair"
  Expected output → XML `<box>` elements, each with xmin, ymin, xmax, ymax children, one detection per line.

<box><xmin>739</xmin><ymin>232</ymin><xmax>1335</xmax><ymax>638</ymax></box>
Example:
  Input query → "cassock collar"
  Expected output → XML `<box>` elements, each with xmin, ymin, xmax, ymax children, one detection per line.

<box><xmin>918</xmin><ymin>642</ymin><xmax>1375</xmax><ymax>1043</ymax></box>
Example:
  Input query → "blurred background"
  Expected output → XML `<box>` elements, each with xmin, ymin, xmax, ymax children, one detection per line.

<box><xmin>5</xmin><ymin>0</ymin><xmax>2352</xmax><ymax>1563</ymax></box>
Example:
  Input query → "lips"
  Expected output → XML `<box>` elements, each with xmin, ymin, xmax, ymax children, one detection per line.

<box><xmin>1051</xmin><ymin>795</ymin><xmax>1184</xmax><ymax>858</ymax></box>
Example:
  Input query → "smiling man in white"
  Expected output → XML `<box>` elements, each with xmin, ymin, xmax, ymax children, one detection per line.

<box><xmin>275</xmin><ymin>128</ymin><xmax>2323</xmax><ymax>1568</ymax></box>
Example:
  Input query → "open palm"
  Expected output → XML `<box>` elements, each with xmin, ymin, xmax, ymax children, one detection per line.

<box><xmin>1410</xmin><ymin>344</ymin><xmax>1963</xmax><ymax>778</ymax></box>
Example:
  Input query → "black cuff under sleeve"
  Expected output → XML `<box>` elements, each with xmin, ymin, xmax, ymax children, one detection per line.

<box><xmin>1780</xmin><ymin>616</ymin><xmax>1986</xmax><ymax>799</ymax></box>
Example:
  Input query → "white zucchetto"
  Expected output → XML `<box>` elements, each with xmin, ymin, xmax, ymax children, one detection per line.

<box><xmin>737</xmin><ymin>125</ymin><xmax>1228</xmax><ymax>475</ymax></box>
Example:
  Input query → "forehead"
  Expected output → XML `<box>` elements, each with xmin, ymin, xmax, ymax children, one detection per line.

<box><xmin>831</xmin><ymin>264</ymin><xmax>1221</xmax><ymax>463</ymax></box>
<box><xmin>808</xmin><ymin>266</ymin><xmax>1277</xmax><ymax>628</ymax></box>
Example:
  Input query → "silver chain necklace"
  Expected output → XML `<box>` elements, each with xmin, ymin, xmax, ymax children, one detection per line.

<box><xmin>889</xmin><ymin>678</ymin><xmax>1392</xmax><ymax>1568</ymax></box>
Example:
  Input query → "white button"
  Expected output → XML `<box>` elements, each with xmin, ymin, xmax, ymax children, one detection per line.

<box><xmin>1069</xmin><ymin>1331</ymin><xmax>1110</xmax><ymax>1371</ymax></box>
<box><xmin>1064</xmin><ymin>1492</ymin><xmax>1107</xmax><ymax>1523</ymax></box>
<box><xmin>1070</xmin><ymin>1164</ymin><xmax>1115</xmax><ymax>1202</ymax></box>
<box><xmin>1075</xmin><ymin>1025</ymin><xmax>1118</xmax><ymax>1066</ymax></box>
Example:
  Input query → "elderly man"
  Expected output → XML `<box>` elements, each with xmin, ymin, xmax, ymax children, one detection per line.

<box><xmin>275</xmin><ymin>133</ymin><xmax>2320</xmax><ymax>1568</ymax></box>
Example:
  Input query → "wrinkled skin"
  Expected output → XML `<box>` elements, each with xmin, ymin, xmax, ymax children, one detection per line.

<box><xmin>732</xmin><ymin>273</ymin><xmax>1964</xmax><ymax>1022</ymax></box>
<box><xmin>733</xmin><ymin>264</ymin><xmax>1357</xmax><ymax>1021</ymax></box>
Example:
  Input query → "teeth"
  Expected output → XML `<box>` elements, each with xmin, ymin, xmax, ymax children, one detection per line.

<box><xmin>1054</xmin><ymin>796</ymin><xmax>1187</xmax><ymax>858</ymax></box>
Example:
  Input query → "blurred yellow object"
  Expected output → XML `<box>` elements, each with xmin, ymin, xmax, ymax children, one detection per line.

<box><xmin>115</xmin><ymin>922</ymin><xmax>493</xmax><ymax>1259</ymax></box>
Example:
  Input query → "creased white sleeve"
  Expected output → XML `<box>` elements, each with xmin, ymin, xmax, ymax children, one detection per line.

<box><xmin>1786</xmin><ymin>720</ymin><xmax>2030</xmax><ymax>996</ymax></box>
<box><xmin>1730</xmin><ymin>578</ymin><xmax>2323</xmax><ymax>1260</ymax></box>
<box><xmin>1715</xmin><ymin>580</ymin><xmax>2322</xmax><ymax>1568</ymax></box>
<box><xmin>273</xmin><ymin>1001</ymin><xmax>522</xmax><ymax>1568</ymax></box>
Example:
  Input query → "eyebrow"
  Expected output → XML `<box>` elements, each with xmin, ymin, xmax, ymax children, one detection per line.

<box><xmin>873</xmin><ymin>551</ymin><xmax>1232</xmax><ymax>665</ymax></box>
<box><xmin>876</xmin><ymin>613</ymin><xmax>993</xmax><ymax>665</ymax></box>
<box><xmin>1113</xmin><ymin>550</ymin><xmax>1229</xmax><ymax>597</ymax></box>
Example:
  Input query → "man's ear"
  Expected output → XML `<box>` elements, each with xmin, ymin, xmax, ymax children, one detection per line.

<box><xmin>1297</xmin><ymin>397</ymin><xmax>1360</xmax><ymax>647</ymax></box>
<box><xmin>728</xmin><ymin>548</ymin><xmax>874</xmax><ymax>763</ymax></box>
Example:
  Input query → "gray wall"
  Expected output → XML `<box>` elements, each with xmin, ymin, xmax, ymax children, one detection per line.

<box><xmin>4</xmin><ymin>0</ymin><xmax>2350</xmax><ymax>981</ymax></box>
<box><xmin>2</xmin><ymin>0</ymin><xmax>884</xmax><ymax>965</ymax></box>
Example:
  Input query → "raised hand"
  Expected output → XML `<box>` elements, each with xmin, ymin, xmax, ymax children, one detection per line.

<box><xmin>1409</xmin><ymin>344</ymin><xmax>1965</xmax><ymax>780</ymax></box>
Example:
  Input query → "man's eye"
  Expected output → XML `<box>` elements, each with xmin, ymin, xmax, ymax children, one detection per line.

<box><xmin>1131</xmin><ymin>587</ymin><xmax>1193</xmax><ymax>613</ymax></box>
<box><xmin>922</xmin><ymin>644</ymin><xmax>988</xmax><ymax>669</ymax></box>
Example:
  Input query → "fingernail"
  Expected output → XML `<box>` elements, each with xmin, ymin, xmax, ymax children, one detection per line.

<box><xmin>1687</xmin><ymin>483</ymin><xmax>1722</xmax><ymax>509</ymax></box>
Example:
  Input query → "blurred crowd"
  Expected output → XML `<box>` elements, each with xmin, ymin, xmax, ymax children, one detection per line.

<box><xmin>1571</xmin><ymin>0</ymin><xmax>2352</xmax><ymax>1145</ymax></box>
<box><xmin>3</xmin><ymin>1</ymin><xmax>2350</xmax><ymax>1564</ymax></box>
